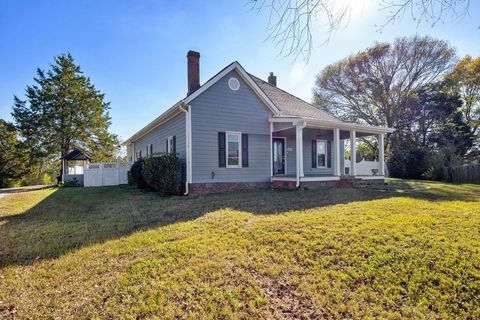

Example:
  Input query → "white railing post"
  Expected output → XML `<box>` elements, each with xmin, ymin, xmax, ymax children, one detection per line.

<box><xmin>350</xmin><ymin>130</ymin><xmax>356</xmax><ymax>176</ymax></box>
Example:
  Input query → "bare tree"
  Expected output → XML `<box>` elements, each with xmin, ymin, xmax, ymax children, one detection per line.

<box><xmin>249</xmin><ymin>0</ymin><xmax>349</xmax><ymax>60</ymax></box>
<box><xmin>380</xmin><ymin>0</ymin><xmax>471</xmax><ymax>28</ymax></box>
<box><xmin>249</xmin><ymin>0</ymin><xmax>470</xmax><ymax>60</ymax></box>
<box><xmin>313</xmin><ymin>36</ymin><xmax>457</xmax><ymax>146</ymax></box>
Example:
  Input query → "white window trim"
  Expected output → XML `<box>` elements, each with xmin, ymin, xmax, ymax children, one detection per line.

<box><xmin>316</xmin><ymin>139</ymin><xmax>328</xmax><ymax>169</ymax></box>
<box><xmin>226</xmin><ymin>131</ymin><xmax>242</xmax><ymax>168</ymax></box>
<box><xmin>167</xmin><ymin>136</ymin><xmax>174</xmax><ymax>153</ymax></box>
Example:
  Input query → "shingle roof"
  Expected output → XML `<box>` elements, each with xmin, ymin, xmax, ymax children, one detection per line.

<box><xmin>60</xmin><ymin>149</ymin><xmax>92</xmax><ymax>161</ymax></box>
<box><xmin>249</xmin><ymin>74</ymin><xmax>343</xmax><ymax>123</ymax></box>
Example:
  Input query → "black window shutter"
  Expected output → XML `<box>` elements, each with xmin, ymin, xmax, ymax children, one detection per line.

<box><xmin>218</xmin><ymin>132</ymin><xmax>226</xmax><ymax>167</ymax></box>
<box><xmin>150</xmin><ymin>144</ymin><xmax>153</xmax><ymax>155</ymax></box>
<box><xmin>166</xmin><ymin>139</ymin><xmax>168</xmax><ymax>152</ymax></box>
<box><xmin>327</xmin><ymin>141</ymin><xmax>332</xmax><ymax>168</ymax></box>
<box><xmin>242</xmin><ymin>134</ymin><xmax>248</xmax><ymax>167</ymax></box>
<box><xmin>312</xmin><ymin>140</ymin><xmax>317</xmax><ymax>168</ymax></box>
<box><xmin>172</xmin><ymin>136</ymin><xmax>176</xmax><ymax>153</ymax></box>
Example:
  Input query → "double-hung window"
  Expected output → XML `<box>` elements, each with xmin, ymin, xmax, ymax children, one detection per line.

<box><xmin>226</xmin><ymin>131</ymin><xmax>242</xmax><ymax>168</ymax></box>
<box><xmin>316</xmin><ymin>140</ymin><xmax>327</xmax><ymax>168</ymax></box>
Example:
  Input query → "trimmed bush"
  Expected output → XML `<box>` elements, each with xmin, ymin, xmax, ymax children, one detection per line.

<box><xmin>128</xmin><ymin>158</ymin><xmax>147</xmax><ymax>188</ymax></box>
<box><xmin>142</xmin><ymin>153</ymin><xmax>182</xmax><ymax>195</ymax></box>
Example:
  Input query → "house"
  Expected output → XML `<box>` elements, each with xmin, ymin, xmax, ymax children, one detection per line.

<box><xmin>123</xmin><ymin>51</ymin><xmax>394</xmax><ymax>194</ymax></box>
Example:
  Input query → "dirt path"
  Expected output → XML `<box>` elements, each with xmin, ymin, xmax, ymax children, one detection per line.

<box><xmin>0</xmin><ymin>185</ymin><xmax>51</xmax><ymax>199</ymax></box>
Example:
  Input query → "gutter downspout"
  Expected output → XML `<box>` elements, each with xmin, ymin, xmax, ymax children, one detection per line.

<box><xmin>179</xmin><ymin>104</ymin><xmax>191</xmax><ymax>195</ymax></box>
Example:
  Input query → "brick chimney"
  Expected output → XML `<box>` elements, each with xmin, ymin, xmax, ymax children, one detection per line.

<box><xmin>187</xmin><ymin>50</ymin><xmax>200</xmax><ymax>95</ymax></box>
<box><xmin>268</xmin><ymin>72</ymin><xmax>277</xmax><ymax>86</ymax></box>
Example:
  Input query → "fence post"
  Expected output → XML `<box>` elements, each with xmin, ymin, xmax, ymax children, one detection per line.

<box><xmin>84</xmin><ymin>162</ymin><xmax>87</xmax><ymax>187</ymax></box>
<box><xmin>116</xmin><ymin>159</ymin><xmax>119</xmax><ymax>185</ymax></box>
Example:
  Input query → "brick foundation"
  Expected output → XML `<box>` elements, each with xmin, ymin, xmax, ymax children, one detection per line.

<box><xmin>189</xmin><ymin>178</ymin><xmax>385</xmax><ymax>195</ymax></box>
<box><xmin>271</xmin><ymin>177</ymin><xmax>385</xmax><ymax>190</ymax></box>
<box><xmin>189</xmin><ymin>182</ymin><xmax>271</xmax><ymax>195</ymax></box>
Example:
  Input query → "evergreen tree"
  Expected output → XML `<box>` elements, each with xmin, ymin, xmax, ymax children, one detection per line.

<box><xmin>446</xmin><ymin>55</ymin><xmax>480</xmax><ymax>160</ymax></box>
<box><xmin>12</xmin><ymin>54</ymin><xmax>119</xmax><ymax>176</ymax></box>
<box><xmin>0</xmin><ymin>119</ymin><xmax>31</xmax><ymax>187</ymax></box>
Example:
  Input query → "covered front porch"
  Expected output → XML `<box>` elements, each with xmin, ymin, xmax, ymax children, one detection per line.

<box><xmin>269</xmin><ymin>117</ymin><xmax>394</xmax><ymax>187</ymax></box>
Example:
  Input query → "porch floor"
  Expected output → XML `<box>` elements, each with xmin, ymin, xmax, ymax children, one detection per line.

<box><xmin>271</xmin><ymin>174</ymin><xmax>385</xmax><ymax>182</ymax></box>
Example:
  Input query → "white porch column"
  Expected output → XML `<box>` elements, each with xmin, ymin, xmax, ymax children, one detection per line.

<box><xmin>350</xmin><ymin>130</ymin><xmax>356</xmax><ymax>176</ymax></box>
<box><xmin>333</xmin><ymin>128</ymin><xmax>341</xmax><ymax>176</ymax></box>
<box><xmin>379</xmin><ymin>133</ymin><xmax>385</xmax><ymax>176</ymax></box>
<box><xmin>295</xmin><ymin>122</ymin><xmax>305</xmax><ymax>186</ymax></box>
<box><xmin>270</xmin><ymin>122</ymin><xmax>273</xmax><ymax>178</ymax></box>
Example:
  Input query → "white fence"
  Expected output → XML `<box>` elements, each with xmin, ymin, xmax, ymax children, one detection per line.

<box><xmin>344</xmin><ymin>159</ymin><xmax>382</xmax><ymax>176</ymax></box>
<box><xmin>84</xmin><ymin>162</ymin><xmax>131</xmax><ymax>187</ymax></box>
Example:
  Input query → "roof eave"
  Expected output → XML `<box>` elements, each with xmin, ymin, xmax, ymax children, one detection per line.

<box><xmin>122</xmin><ymin>100</ymin><xmax>185</xmax><ymax>146</ymax></box>
<box><xmin>270</xmin><ymin>117</ymin><xmax>395</xmax><ymax>133</ymax></box>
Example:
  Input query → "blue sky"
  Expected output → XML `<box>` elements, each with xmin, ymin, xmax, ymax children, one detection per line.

<box><xmin>1</xmin><ymin>0</ymin><xmax>479</xmax><ymax>142</ymax></box>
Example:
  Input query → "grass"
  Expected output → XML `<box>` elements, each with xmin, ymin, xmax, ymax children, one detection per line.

<box><xmin>0</xmin><ymin>180</ymin><xmax>479</xmax><ymax>319</ymax></box>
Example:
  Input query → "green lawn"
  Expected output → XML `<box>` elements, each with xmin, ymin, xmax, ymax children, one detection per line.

<box><xmin>0</xmin><ymin>180</ymin><xmax>479</xmax><ymax>319</ymax></box>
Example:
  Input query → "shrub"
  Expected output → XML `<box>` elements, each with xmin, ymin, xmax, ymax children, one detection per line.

<box><xmin>423</xmin><ymin>147</ymin><xmax>462</xmax><ymax>181</ymax></box>
<box><xmin>388</xmin><ymin>138</ymin><xmax>431</xmax><ymax>179</ymax></box>
<box><xmin>142</xmin><ymin>153</ymin><xmax>183</xmax><ymax>195</ymax></box>
<box><xmin>128</xmin><ymin>158</ymin><xmax>147</xmax><ymax>188</ymax></box>
<box><xmin>62</xmin><ymin>178</ymin><xmax>80</xmax><ymax>187</ymax></box>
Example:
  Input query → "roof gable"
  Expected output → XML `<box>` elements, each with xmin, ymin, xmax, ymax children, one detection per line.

<box><xmin>61</xmin><ymin>149</ymin><xmax>92</xmax><ymax>160</ymax></box>
<box><xmin>184</xmin><ymin>62</ymin><xmax>280</xmax><ymax>115</ymax></box>
<box><xmin>249</xmin><ymin>74</ymin><xmax>343</xmax><ymax>123</ymax></box>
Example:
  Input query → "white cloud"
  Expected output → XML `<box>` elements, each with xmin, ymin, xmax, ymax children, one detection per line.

<box><xmin>288</xmin><ymin>62</ymin><xmax>307</xmax><ymax>84</ymax></box>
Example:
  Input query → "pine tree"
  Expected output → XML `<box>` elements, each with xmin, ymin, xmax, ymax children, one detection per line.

<box><xmin>12</xmin><ymin>54</ymin><xmax>119</xmax><ymax>176</ymax></box>
<box><xmin>0</xmin><ymin>120</ymin><xmax>31</xmax><ymax>187</ymax></box>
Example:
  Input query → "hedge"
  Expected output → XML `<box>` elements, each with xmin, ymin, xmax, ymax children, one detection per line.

<box><xmin>142</xmin><ymin>153</ymin><xmax>183</xmax><ymax>195</ymax></box>
<box><xmin>128</xmin><ymin>158</ymin><xmax>147</xmax><ymax>188</ymax></box>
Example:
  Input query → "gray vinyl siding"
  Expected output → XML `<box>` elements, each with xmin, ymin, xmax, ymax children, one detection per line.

<box><xmin>126</xmin><ymin>144</ymin><xmax>133</xmax><ymax>162</ymax></box>
<box><xmin>340</xmin><ymin>142</ymin><xmax>345</xmax><ymax>174</ymax></box>
<box><xmin>190</xmin><ymin>70</ymin><xmax>273</xmax><ymax>183</ymax></box>
<box><xmin>274</xmin><ymin>128</ymin><xmax>346</xmax><ymax>176</ymax></box>
<box><xmin>130</xmin><ymin>112</ymin><xmax>186</xmax><ymax>161</ymax></box>
<box><xmin>303</xmin><ymin>129</ymin><xmax>333</xmax><ymax>175</ymax></box>
<box><xmin>276</xmin><ymin>131</ymin><xmax>296</xmax><ymax>175</ymax></box>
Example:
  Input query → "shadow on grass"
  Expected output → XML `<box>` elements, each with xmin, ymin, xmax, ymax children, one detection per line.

<box><xmin>0</xmin><ymin>180</ymin><xmax>478</xmax><ymax>269</ymax></box>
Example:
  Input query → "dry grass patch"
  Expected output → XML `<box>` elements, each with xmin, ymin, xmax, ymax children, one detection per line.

<box><xmin>0</xmin><ymin>180</ymin><xmax>479</xmax><ymax>319</ymax></box>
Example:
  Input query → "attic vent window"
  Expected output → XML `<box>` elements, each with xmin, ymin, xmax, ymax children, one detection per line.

<box><xmin>228</xmin><ymin>77</ymin><xmax>240</xmax><ymax>91</ymax></box>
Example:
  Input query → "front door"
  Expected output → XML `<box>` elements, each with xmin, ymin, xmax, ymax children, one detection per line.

<box><xmin>272</xmin><ymin>138</ymin><xmax>286</xmax><ymax>175</ymax></box>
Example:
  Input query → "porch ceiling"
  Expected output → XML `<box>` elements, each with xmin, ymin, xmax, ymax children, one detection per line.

<box><xmin>270</xmin><ymin>117</ymin><xmax>394</xmax><ymax>135</ymax></box>
<box><xmin>272</xmin><ymin>125</ymin><xmax>381</xmax><ymax>138</ymax></box>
